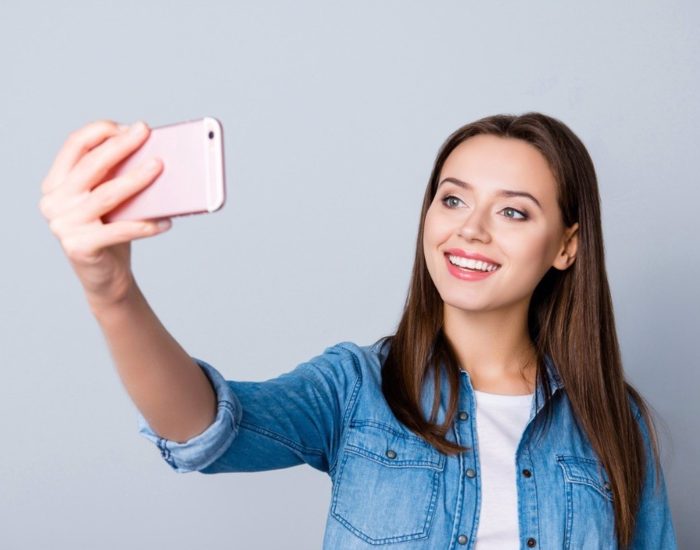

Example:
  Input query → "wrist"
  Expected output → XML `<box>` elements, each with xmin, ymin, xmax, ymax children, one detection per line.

<box><xmin>87</xmin><ymin>277</ymin><xmax>143</xmax><ymax>320</ymax></box>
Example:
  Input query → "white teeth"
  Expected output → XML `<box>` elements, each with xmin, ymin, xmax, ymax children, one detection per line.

<box><xmin>447</xmin><ymin>255</ymin><xmax>499</xmax><ymax>272</ymax></box>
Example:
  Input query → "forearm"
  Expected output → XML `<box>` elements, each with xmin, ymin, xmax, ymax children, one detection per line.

<box><xmin>89</xmin><ymin>281</ymin><xmax>217</xmax><ymax>443</ymax></box>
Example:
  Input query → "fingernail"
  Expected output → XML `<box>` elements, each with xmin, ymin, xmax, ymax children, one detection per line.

<box><xmin>143</xmin><ymin>158</ymin><xmax>160</xmax><ymax>171</ymax></box>
<box><xmin>129</xmin><ymin>121</ymin><xmax>146</xmax><ymax>135</ymax></box>
<box><xmin>117</xmin><ymin>124</ymin><xmax>129</xmax><ymax>132</ymax></box>
<box><xmin>157</xmin><ymin>219</ymin><xmax>171</xmax><ymax>230</ymax></box>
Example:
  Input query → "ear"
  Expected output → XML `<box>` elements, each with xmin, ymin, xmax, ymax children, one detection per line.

<box><xmin>552</xmin><ymin>222</ymin><xmax>579</xmax><ymax>271</ymax></box>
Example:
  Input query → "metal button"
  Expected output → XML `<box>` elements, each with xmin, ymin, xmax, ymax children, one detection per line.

<box><xmin>458</xmin><ymin>411</ymin><xmax>469</xmax><ymax>421</ymax></box>
<box><xmin>522</xmin><ymin>469</ymin><xmax>532</xmax><ymax>478</ymax></box>
<box><xmin>457</xmin><ymin>534</ymin><xmax>468</xmax><ymax>545</ymax></box>
<box><xmin>527</xmin><ymin>537</ymin><xmax>537</xmax><ymax>547</ymax></box>
<box><xmin>604</xmin><ymin>481</ymin><xmax>611</xmax><ymax>491</ymax></box>
<box><xmin>385</xmin><ymin>449</ymin><xmax>397</xmax><ymax>459</ymax></box>
<box><xmin>465</xmin><ymin>468</ymin><xmax>476</xmax><ymax>478</ymax></box>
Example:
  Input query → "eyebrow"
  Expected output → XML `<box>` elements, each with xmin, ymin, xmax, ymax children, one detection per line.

<box><xmin>438</xmin><ymin>177</ymin><xmax>543</xmax><ymax>211</ymax></box>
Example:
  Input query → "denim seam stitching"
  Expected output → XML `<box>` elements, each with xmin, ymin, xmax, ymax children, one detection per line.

<box><xmin>348</xmin><ymin>419</ymin><xmax>434</xmax><ymax>446</ymax></box>
<box><xmin>238</xmin><ymin>420</ymin><xmax>324</xmax><ymax>456</ymax></box>
<box><xmin>285</xmin><ymin>357</ymin><xmax>359</xmax><ymax>465</ymax></box>
<box><xmin>162</xmin><ymin>397</ymin><xmax>240</xmax><ymax>471</ymax></box>
<box><xmin>329</xmin><ymin>349</ymin><xmax>363</xmax><ymax>479</ymax></box>
<box><xmin>557</xmin><ymin>455</ymin><xmax>613</xmax><ymax>502</ymax></box>
<box><xmin>344</xmin><ymin>444</ymin><xmax>444</xmax><ymax>470</ymax></box>
<box><xmin>330</xmin><ymin>452</ymin><xmax>435</xmax><ymax>544</ymax></box>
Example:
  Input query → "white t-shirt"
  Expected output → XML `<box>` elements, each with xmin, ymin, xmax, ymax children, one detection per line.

<box><xmin>472</xmin><ymin>388</ymin><xmax>534</xmax><ymax>550</ymax></box>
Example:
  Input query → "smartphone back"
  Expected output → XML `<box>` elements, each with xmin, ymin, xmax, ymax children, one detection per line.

<box><xmin>102</xmin><ymin>117</ymin><xmax>226</xmax><ymax>222</ymax></box>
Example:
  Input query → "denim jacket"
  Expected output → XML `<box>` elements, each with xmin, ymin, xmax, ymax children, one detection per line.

<box><xmin>138</xmin><ymin>340</ymin><xmax>677</xmax><ymax>549</ymax></box>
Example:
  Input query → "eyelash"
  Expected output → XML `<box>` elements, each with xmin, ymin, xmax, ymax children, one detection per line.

<box><xmin>440</xmin><ymin>195</ymin><xmax>530</xmax><ymax>221</ymax></box>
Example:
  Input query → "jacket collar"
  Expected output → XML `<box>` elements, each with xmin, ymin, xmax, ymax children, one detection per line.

<box><xmin>530</xmin><ymin>353</ymin><xmax>564</xmax><ymax>420</ymax></box>
<box><xmin>543</xmin><ymin>353</ymin><xmax>565</xmax><ymax>393</ymax></box>
<box><xmin>452</xmin><ymin>353</ymin><xmax>565</xmax><ymax>422</ymax></box>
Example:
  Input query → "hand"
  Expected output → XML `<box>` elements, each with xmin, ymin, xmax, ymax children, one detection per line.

<box><xmin>38</xmin><ymin>119</ymin><xmax>171</xmax><ymax>309</ymax></box>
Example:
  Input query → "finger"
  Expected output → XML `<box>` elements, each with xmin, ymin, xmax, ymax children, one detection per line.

<box><xmin>60</xmin><ymin>218</ymin><xmax>172</xmax><ymax>261</ymax></box>
<box><xmin>95</xmin><ymin>217</ymin><xmax>173</xmax><ymax>249</ymax></box>
<box><xmin>64</xmin><ymin>157</ymin><xmax>164</xmax><ymax>225</ymax></box>
<box><xmin>62</xmin><ymin>121</ymin><xmax>152</xmax><ymax>195</ymax></box>
<box><xmin>41</xmin><ymin>119</ymin><xmax>125</xmax><ymax>194</ymax></box>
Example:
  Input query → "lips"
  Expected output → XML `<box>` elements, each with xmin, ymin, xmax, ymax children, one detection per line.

<box><xmin>443</xmin><ymin>248</ymin><xmax>501</xmax><ymax>266</ymax></box>
<box><xmin>443</xmin><ymin>254</ymin><xmax>498</xmax><ymax>281</ymax></box>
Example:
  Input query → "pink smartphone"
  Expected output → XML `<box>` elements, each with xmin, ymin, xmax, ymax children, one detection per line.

<box><xmin>101</xmin><ymin>117</ymin><xmax>226</xmax><ymax>223</ymax></box>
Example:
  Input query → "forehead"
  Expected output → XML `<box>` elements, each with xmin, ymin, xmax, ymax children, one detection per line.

<box><xmin>439</xmin><ymin>135</ymin><xmax>558</xmax><ymax>202</ymax></box>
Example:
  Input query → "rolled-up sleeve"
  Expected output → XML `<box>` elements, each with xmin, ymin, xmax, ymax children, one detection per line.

<box><xmin>137</xmin><ymin>342</ymin><xmax>363</xmax><ymax>477</ymax></box>
<box><xmin>137</xmin><ymin>357</ymin><xmax>242</xmax><ymax>473</ymax></box>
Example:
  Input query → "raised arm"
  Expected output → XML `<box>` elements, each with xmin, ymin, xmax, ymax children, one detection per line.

<box><xmin>38</xmin><ymin>119</ymin><xmax>216</xmax><ymax>442</ymax></box>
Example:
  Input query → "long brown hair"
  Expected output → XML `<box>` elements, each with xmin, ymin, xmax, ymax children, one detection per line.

<box><xmin>376</xmin><ymin>112</ymin><xmax>662</xmax><ymax>548</ymax></box>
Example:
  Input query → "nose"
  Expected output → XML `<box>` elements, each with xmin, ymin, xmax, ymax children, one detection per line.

<box><xmin>458</xmin><ymin>207</ymin><xmax>491</xmax><ymax>243</ymax></box>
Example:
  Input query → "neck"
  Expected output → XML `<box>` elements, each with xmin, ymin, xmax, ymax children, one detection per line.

<box><xmin>442</xmin><ymin>300</ymin><xmax>537</xmax><ymax>394</ymax></box>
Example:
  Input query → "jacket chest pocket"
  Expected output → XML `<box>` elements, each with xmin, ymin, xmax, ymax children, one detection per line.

<box><xmin>557</xmin><ymin>455</ymin><xmax>618</xmax><ymax>549</ymax></box>
<box><xmin>331</xmin><ymin>421</ymin><xmax>445</xmax><ymax>545</ymax></box>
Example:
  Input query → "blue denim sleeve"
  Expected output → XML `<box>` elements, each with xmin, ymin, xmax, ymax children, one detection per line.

<box><xmin>199</xmin><ymin>343</ymin><xmax>361</xmax><ymax>477</ymax></box>
<box><xmin>629</xmin><ymin>408</ymin><xmax>678</xmax><ymax>549</ymax></box>
<box><xmin>138</xmin><ymin>343</ymin><xmax>361</xmax><ymax>477</ymax></box>
<box><xmin>137</xmin><ymin>357</ymin><xmax>242</xmax><ymax>473</ymax></box>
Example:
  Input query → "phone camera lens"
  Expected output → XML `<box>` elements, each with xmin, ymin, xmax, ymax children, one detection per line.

<box><xmin>208</xmin><ymin>131</ymin><xmax>215</xmax><ymax>139</ymax></box>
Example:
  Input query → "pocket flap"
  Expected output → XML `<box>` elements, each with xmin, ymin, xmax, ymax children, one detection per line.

<box><xmin>557</xmin><ymin>454</ymin><xmax>613</xmax><ymax>501</ymax></box>
<box><xmin>345</xmin><ymin>420</ymin><xmax>445</xmax><ymax>470</ymax></box>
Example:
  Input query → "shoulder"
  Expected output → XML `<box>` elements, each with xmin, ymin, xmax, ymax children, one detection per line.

<box><xmin>287</xmin><ymin>338</ymin><xmax>387</xmax><ymax>394</ymax></box>
<box><xmin>628</xmin><ymin>398</ymin><xmax>642</xmax><ymax>422</ymax></box>
<box><xmin>329</xmin><ymin>338</ymin><xmax>389</xmax><ymax>360</ymax></box>
<box><xmin>625</xmin><ymin>386</ymin><xmax>644</xmax><ymax>422</ymax></box>
<box><xmin>624</xmin><ymin>386</ymin><xmax>663</xmax><ymax>479</ymax></box>
<box><xmin>315</xmin><ymin>338</ymin><xmax>388</xmax><ymax>379</ymax></box>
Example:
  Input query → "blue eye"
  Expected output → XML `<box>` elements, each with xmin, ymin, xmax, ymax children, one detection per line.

<box><xmin>441</xmin><ymin>195</ymin><xmax>463</xmax><ymax>208</ymax></box>
<box><xmin>440</xmin><ymin>195</ymin><xmax>529</xmax><ymax>221</ymax></box>
<box><xmin>501</xmin><ymin>207</ymin><xmax>528</xmax><ymax>221</ymax></box>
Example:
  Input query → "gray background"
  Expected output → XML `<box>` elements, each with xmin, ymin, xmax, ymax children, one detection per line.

<box><xmin>2</xmin><ymin>1</ymin><xmax>697</xmax><ymax>548</ymax></box>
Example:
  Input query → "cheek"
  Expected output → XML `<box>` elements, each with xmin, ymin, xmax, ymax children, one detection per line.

<box><xmin>504</xmin><ymin>227</ymin><xmax>558</xmax><ymax>277</ymax></box>
<box><xmin>423</xmin><ymin>208</ymin><xmax>450</xmax><ymax>243</ymax></box>
<box><xmin>422</xmin><ymin>211</ymin><xmax>436</xmax><ymax>249</ymax></box>
<box><xmin>422</xmin><ymin>209</ymin><xmax>445</xmax><ymax>270</ymax></box>
<box><xmin>422</xmin><ymin>224</ymin><xmax>435</xmax><ymax>267</ymax></box>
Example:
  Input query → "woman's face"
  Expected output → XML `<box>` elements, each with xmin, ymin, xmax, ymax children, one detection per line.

<box><xmin>422</xmin><ymin>134</ymin><xmax>578</xmax><ymax>314</ymax></box>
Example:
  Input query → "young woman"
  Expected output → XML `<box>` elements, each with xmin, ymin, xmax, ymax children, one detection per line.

<box><xmin>39</xmin><ymin>112</ymin><xmax>677</xmax><ymax>549</ymax></box>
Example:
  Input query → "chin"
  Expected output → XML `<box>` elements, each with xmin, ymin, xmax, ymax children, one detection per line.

<box><xmin>440</xmin><ymin>292</ymin><xmax>493</xmax><ymax>312</ymax></box>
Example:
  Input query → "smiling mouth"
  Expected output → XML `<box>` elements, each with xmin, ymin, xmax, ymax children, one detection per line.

<box><xmin>445</xmin><ymin>253</ymin><xmax>500</xmax><ymax>273</ymax></box>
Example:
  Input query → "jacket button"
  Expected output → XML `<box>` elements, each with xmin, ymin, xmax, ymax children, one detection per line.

<box><xmin>458</xmin><ymin>411</ymin><xmax>469</xmax><ymax>420</ymax></box>
<box><xmin>522</xmin><ymin>469</ymin><xmax>532</xmax><ymax>478</ymax></box>
<box><xmin>465</xmin><ymin>468</ymin><xmax>476</xmax><ymax>478</ymax></box>
<box><xmin>527</xmin><ymin>537</ymin><xmax>537</xmax><ymax>547</ymax></box>
<box><xmin>457</xmin><ymin>534</ymin><xmax>468</xmax><ymax>545</ymax></box>
<box><xmin>604</xmin><ymin>481</ymin><xmax>611</xmax><ymax>491</ymax></box>
<box><xmin>385</xmin><ymin>449</ymin><xmax>397</xmax><ymax>459</ymax></box>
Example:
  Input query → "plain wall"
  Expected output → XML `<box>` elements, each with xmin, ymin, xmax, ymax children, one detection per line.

<box><xmin>1</xmin><ymin>1</ymin><xmax>697</xmax><ymax>548</ymax></box>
